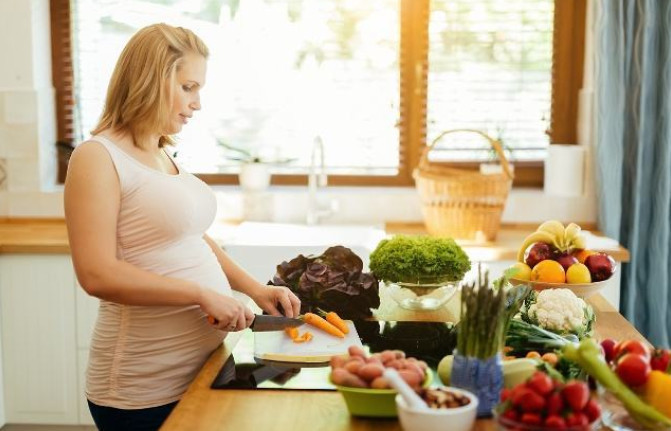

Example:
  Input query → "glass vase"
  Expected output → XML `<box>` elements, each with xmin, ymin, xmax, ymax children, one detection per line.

<box><xmin>384</xmin><ymin>280</ymin><xmax>458</xmax><ymax>311</ymax></box>
<box><xmin>450</xmin><ymin>351</ymin><xmax>503</xmax><ymax>417</ymax></box>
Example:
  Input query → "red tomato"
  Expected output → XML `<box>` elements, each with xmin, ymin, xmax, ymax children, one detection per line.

<box><xmin>600</xmin><ymin>338</ymin><xmax>617</xmax><ymax>363</ymax></box>
<box><xmin>616</xmin><ymin>353</ymin><xmax>651</xmax><ymax>387</ymax></box>
<box><xmin>650</xmin><ymin>349</ymin><xmax>671</xmax><ymax>372</ymax></box>
<box><xmin>614</xmin><ymin>340</ymin><xmax>651</xmax><ymax>360</ymax></box>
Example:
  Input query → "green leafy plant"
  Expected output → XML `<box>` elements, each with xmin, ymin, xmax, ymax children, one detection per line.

<box><xmin>368</xmin><ymin>235</ymin><xmax>471</xmax><ymax>284</ymax></box>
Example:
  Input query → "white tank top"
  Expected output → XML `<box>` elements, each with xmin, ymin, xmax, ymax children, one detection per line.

<box><xmin>84</xmin><ymin>135</ymin><xmax>229</xmax><ymax>409</ymax></box>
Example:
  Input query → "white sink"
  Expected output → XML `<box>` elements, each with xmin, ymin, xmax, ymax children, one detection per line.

<box><xmin>212</xmin><ymin>222</ymin><xmax>387</xmax><ymax>284</ymax></box>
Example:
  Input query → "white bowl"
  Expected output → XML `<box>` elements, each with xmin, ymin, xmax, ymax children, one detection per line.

<box><xmin>395</xmin><ymin>387</ymin><xmax>478</xmax><ymax>431</ymax></box>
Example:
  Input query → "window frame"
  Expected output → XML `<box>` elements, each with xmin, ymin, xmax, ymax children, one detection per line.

<box><xmin>52</xmin><ymin>0</ymin><xmax>584</xmax><ymax>188</ymax></box>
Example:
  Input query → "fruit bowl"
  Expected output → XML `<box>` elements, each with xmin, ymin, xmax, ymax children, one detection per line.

<box><xmin>508</xmin><ymin>277</ymin><xmax>613</xmax><ymax>298</ymax></box>
<box><xmin>331</xmin><ymin>369</ymin><xmax>433</xmax><ymax>418</ymax></box>
<box><xmin>493</xmin><ymin>410</ymin><xmax>601</xmax><ymax>431</ymax></box>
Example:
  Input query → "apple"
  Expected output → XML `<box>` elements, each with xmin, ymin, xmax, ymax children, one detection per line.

<box><xmin>584</xmin><ymin>253</ymin><xmax>615</xmax><ymax>282</ymax></box>
<box><xmin>526</xmin><ymin>242</ymin><xmax>555</xmax><ymax>268</ymax></box>
<box><xmin>555</xmin><ymin>253</ymin><xmax>579</xmax><ymax>272</ymax></box>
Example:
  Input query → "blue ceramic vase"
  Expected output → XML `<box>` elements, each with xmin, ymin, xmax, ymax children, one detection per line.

<box><xmin>451</xmin><ymin>352</ymin><xmax>503</xmax><ymax>417</ymax></box>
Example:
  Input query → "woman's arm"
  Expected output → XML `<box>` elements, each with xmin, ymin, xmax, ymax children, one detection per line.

<box><xmin>64</xmin><ymin>142</ymin><xmax>252</xmax><ymax>330</ymax></box>
<box><xmin>203</xmin><ymin>234</ymin><xmax>301</xmax><ymax>317</ymax></box>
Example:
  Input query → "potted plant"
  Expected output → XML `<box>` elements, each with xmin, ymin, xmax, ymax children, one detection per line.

<box><xmin>217</xmin><ymin>140</ymin><xmax>294</xmax><ymax>191</ymax></box>
<box><xmin>368</xmin><ymin>235</ymin><xmax>471</xmax><ymax>311</ymax></box>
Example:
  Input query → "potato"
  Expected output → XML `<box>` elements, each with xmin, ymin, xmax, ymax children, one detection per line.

<box><xmin>401</xmin><ymin>362</ymin><xmax>425</xmax><ymax>382</ymax></box>
<box><xmin>342</xmin><ymin>374</ymin><xmax>368</xmax><ymax>388</ymax></box>
<box><xmin>370</xmin><ymin>376</ymin><xmax>391</xmax><ymax>389</ymax></box>
<box><xmin>329</xmin><ymin>354</ymin><xmax>347</xmax><ymax>369</ymax></box>
<box><xmin>379</xmin><ymin>350</ymin><xmax>396</xmax><ymax>364</ymax></box>
<box><xmin>385</xmin><ymin>359</ymin><xmax>402</xmax><ymax>370</ymax></box>
<box><xmin>348</xmin><ymin>345</ymin><xmax>366</xmax><ymax>358</ymax></box>
<box><xmin>393</xmin><ymin>349</ymin><xmax>406</xmax><ymax>359</ymax></box>
<box><xmin>398</xmin><ymin>369</ymin><xmax>422</xmax><ymax>388</ymax></box>
<box><xmin>344</xmin><ymin>360</ymin><xmax>363</xmax><ymax>374</ymax></box>
<box><xmin>330</xmin><ymin>368</ymin><xmax>351</xmax><ymax>386</ymax></box>
<box><xmin>358</xmin><ymin>363</ymin><xmax>384</xmax><ymax>382</ymax></box>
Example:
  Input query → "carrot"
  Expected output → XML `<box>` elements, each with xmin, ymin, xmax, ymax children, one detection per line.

<box><xmin>293</xmin><ymin>332</ymin><xmax>313</xmax><ymax>343</ymax></box>
<box><xmin>285</xmin><ymin>327</ymin><xmax>299</xmax><ymax>339</ymax></box>
<box><xmin>303</xmin><ymin>312</ymin><xmax>345</xmax><ymax>338</ymax></box>
<box><xmin>316</xmin><ymin>308</ymin><xmax>349</xmax><ymax>335</ymax></box>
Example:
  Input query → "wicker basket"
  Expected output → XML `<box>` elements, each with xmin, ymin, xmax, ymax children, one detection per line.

<box><xmin>413</xmin><ymin>129</ymin><xmax>514</xmax><ymax>242</ymax></box>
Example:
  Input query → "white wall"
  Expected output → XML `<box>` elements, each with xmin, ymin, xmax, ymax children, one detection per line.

<box><xmin>0</xmin><ymin>0</ymin><xmax>597</xmax><ymax>226</ymax></box>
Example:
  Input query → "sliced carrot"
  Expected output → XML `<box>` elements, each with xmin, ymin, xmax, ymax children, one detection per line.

<box><xmin>303</xmin><ymin>312</ymin><xmax>345</xmax><ymax>338</ymax></box>
<box><xmin>293</xmin><ymin>332</ymin><xmax>313</xmax><ymax>343</ymax></box>
<box><xmin>285</xmin><ymin>327</ymin><xmax>299</xmax><ymax>339</ymax></box>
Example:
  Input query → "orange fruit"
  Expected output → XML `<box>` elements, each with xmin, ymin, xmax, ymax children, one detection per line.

<box><xmin>509</xmin><ymin>262</ymin><xmax>532</xmax><ymax>281</ymax></box>
<box><xmin>566</xmin><ymin>263</ymin><xmax>592</xmax><ymax>284</ymax></box>
<box><xmin>574</xmin><ymin>249</ymin><xmax>597</xmax><ymax>264</ymax></box>
<box><xmin>530</xmin><ymin>259</ymin><xmax>566</xmax><ymax>283</ymax></box>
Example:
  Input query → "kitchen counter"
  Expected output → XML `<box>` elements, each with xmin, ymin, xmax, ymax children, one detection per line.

<box><xmin>161</xmin><ymin>294</ymin><xmax>643</xmax><ymax>431</ymax></box>
<box><xmin>0</xmin><ymin>218</ymin><xmax>630</xmax><ymax>262</ymax></box>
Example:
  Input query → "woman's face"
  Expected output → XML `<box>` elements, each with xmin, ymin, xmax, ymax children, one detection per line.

<box><xmin>166</xmin><ymin>53</ymin><xmax>206</xmax><ymax>135</ymax></box>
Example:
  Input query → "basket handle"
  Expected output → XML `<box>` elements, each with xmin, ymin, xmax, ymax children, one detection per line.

<box><xmin>419</xmin><ymin>128</ymin><xmax>514</xmax><ymax>179</ymax></box>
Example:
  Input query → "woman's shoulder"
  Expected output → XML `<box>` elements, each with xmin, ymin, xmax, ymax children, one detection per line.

<box><xmin>68</xmin><ymin>138</ymin><xmax>118</xmax><ymax>177</ymax></box>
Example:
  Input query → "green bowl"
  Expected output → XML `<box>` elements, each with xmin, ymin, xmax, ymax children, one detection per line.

<box><xmin>333</xmin><ymin>369</ymin><xmax>433</xmax><ymax>418</ymax></box>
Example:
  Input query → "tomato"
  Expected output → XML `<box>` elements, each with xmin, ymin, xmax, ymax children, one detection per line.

<box><xmin>650</xmin><ymin>349</ymin><xmax>671</xmax><ymax>372</ymax></box>
<box><xmin>616</xmin><ymin>353</ymin><xmax>651</xmax><ymax>387</ymax></box>
<box><xmin>614</xmin><ymin>340</ymin><xmax>650</xmax><ymax>361</ymax></box>
<box><xmin>600</xmin><ymin>338</ymin><xmax>617</xmax><ymax>363</ymax></box>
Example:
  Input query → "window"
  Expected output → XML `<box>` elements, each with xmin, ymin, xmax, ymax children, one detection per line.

<box><xmin>52</xmin><ymin>0</ymin><xmax>585</xmax><ymax>187</ymax></box>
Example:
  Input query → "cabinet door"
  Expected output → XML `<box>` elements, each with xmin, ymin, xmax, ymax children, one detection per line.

<box><xmin>0</xmin><ymin>254</ymin><xmax>79</xmax><ymax>424</ymax></box>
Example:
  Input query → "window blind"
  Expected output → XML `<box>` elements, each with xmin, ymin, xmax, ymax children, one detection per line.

<box><xmin>425</xmin><ymin>0</ymin><xmax>554</xmax><ymax>163</ymax></box>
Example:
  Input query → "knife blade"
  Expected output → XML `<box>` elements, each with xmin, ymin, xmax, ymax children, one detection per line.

<box><xmin>249</xmin><ymin>314</ymin><xmax>304</xmax><ymax>332</ymax></box>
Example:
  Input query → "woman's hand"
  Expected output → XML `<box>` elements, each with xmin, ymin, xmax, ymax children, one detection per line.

<box><xmin>251</xmin><ymin>285</ymin><xmax>301</xmax><ymax>318</ymax></box>
<box><xmin>199</xmin><ymin>288</ymin><xmax>254</xmax><ymax>332</ymax></box>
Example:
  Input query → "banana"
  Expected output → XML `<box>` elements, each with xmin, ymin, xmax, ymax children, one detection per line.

<box><xmin>563</xmin><ymin>222</ymin><xmax>585</xmax><ymax>252</ymax></box>
<box><xmin>537</xmin><ymin>220</ymin><xmax>565</xmax><ymax>243</ymax></box>
<box><xmin>516</xmin><ymin>230</ymin><xmax>558</xmax><ymax>262</ymax></box>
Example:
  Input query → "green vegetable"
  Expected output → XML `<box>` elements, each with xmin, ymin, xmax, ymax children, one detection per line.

<box><xmin>505</xmin><ymin>319</ymin><xmax>577</xmax><ymax>355</ymax></box>
<box><xmin>369</xmin><ymin>235</ymin><xmax>471</xmax><ymax>283</ymax></box>
<box><xmin>456</xmin><ymin>268</ymin><xmax>531</xmax><ymax>359</ymax></box>
<box><xmin>563</xmin><ymin>339</ymin><xmax>671</xmax><ymax>429</ymax></box>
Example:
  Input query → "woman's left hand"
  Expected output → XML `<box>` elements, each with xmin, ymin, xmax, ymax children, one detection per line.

<box><xmin>252</xmin><ymin>285</ymin><xmax>301</xmax><ymax>318</ymax></box>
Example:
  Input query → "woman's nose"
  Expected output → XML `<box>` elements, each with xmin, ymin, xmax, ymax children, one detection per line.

<box><xmin>190</xmin><ymin>95</ymin><xmax>201</xmax><ymax>111</ymax></box>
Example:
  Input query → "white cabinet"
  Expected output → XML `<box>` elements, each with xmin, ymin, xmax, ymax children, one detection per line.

<box><xmin>0</xmin><ymin>254</ymin><xmax>79</xmax><ymax>424</ymax></box>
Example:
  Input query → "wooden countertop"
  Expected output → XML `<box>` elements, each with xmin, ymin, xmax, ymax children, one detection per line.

<box><xmin>0</xmin><ymin>218</ymin><xmax>630</xmax><ymax>262</ymax></box>
<box><xmin>161</xmin><ymin>294</ymin><xmax>643</xmax><ymax>431</ymax></box>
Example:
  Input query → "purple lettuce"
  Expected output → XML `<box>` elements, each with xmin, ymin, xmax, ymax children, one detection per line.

<box><xmin>269</xmin><ymin>246</ymin><xmax>379</xmax><ymax>319</ymax></box>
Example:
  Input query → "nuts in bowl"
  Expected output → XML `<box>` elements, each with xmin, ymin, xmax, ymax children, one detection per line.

<box><xmin>396</xmin><ymin>387</ymin><xmax>478</xmax><ymax>431</ymax></box>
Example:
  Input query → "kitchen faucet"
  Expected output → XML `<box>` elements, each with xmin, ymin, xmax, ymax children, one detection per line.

<box><xmin>306</xmin><ymin>136</ymin><xmax>337</xmax><ymax>225</ymax></box>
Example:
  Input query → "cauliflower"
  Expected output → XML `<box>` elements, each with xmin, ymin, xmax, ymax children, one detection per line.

<box><xmin>520</xmin><ymin>289</ymin><xmax>595</xmax><ymax>339</ymax></box>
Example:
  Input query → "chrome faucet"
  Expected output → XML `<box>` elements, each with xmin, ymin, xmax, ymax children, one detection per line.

<box><xmin>306</xmin><ymin>136</ymin><xmax>337</xmax><ymax>225</ymax></box>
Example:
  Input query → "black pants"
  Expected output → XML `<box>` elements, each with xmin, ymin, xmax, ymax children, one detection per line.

<box><xmin>87</xmin><ymin>399</ymin><xmax>178</xmax><ymax>431</ymax></box>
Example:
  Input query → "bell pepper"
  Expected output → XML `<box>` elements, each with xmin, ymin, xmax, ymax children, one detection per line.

<box><xmin>643</xmin><ymin>371</ymin><xmax>671</xmax><ymax>418</ymax></box>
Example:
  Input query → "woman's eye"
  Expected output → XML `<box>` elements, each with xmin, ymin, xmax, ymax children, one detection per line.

<box><xmin>182</xmin><ymin>85</ymin><xmax>192</xmax><ymax>92</ymax></box>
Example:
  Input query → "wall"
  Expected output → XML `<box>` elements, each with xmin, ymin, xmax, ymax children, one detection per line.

<box><xmin>0</xmin><ymin>0</ymin><xmax>598</xmax><ymax>226</ymax></box>
<box><xmin>0</xmin><ymin>0</ymin><xmax>62</xmax><ymax>217</ymax></box>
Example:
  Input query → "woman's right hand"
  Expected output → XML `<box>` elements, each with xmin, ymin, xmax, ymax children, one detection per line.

<box><xmin>199</xmin><ymin>288</ymin><xmax>254</xmax><ymax>332</ymax></box>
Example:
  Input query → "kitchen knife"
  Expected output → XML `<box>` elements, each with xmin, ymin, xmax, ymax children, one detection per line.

<box><xmin>207</xmin><ymin>314</ymin><xmax>304</xmax><ymax>332</ymax></box>
<box><xmin>249</xmin><ymin>314</ymin><xmax>304</xmax><ymax>332</ymax></box>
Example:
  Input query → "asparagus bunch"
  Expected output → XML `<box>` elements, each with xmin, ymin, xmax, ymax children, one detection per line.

<box><xmin>457</xmin><ymin>267</ymin><xmax>531</xmax><ymax>359</ymax></box>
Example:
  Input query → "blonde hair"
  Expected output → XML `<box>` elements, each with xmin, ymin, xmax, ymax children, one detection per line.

<box><xmin>92</xmin><ymin>23</ymin><xmax>209</xmax><ymax>148</ymax></box>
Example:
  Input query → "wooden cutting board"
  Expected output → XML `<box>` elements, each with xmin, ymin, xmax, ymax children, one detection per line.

<box><xmin>253</xmin><ymin>321</ymin><xmax>362</xmax><ymax>363</ymax></box>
